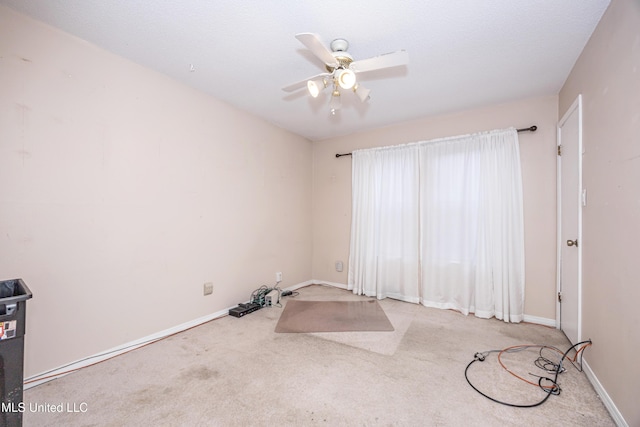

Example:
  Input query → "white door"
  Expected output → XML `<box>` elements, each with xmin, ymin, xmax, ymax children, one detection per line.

<box><xmin>557</xmin><ymin>95</ymin><xmax>583</xmax><ymax>345</ymax></box>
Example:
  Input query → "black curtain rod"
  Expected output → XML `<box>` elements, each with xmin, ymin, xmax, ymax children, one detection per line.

<box><xmin>335</xmin><ymin>125</ymin><xmax>538</xmax><ymax>158</ymax></box>
<box><xmin>517</xmin><ymin>125</ymin><xmax>537</xmax><ymax>133</ymax></box>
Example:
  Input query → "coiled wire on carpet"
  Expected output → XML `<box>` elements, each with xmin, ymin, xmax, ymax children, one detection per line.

<box><xmin>464</xmin><ymin>340</ymin><xmax>592</xmax><ymax>408</ymax></box>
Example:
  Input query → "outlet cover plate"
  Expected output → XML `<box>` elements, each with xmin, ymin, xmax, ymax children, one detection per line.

<box><xmin>203</xmin><ymin>282</ymin><xmax>213</xmax><ymax>296</ymax></box>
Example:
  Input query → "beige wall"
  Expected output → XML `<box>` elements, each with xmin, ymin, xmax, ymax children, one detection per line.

<box><xmin>3</xmin><ymin>3</ymin><xmax>633</xmax><ymax>422</ymax></box>
<box><xmin>0</xmin><ymin>6</ymin><xmax>312</xmax><ymax>377</ymax></box>
<box><xmin>559</xmin><ymin>0</ymin><xmax>639</xmax><ymax>424</ymax></box>
<box><xmin>312</xmin><ymin>95</ymin><xmax>559</xmax><ymax>320</ymax></box>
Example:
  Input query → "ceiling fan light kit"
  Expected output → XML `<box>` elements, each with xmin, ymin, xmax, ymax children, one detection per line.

<box><xmin>353</xmin><ymin>83</ymin><xmax>371</xmax><ymax>102</ymax></box>
<box><xmin>335</xmin><ymin>68</ymin><xmax>356</xmax><ymax>90</ymax></box>
<box><xmin>329</xmin><ymin>88</ymin><xmax>341</xmax><ymax>115</ymax></box>
<box><xmin>283</xmin><ymin>33</ymin><xmax>408</xmax><ymax>115</ymax></box>
<box><xmin>307</xmin><ymin>78</ymin><xmax>328</xmax><ymax>98</ymax></box>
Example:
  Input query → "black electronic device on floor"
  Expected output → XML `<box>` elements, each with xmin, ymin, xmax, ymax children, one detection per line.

<box><xmin>229</xmin><ymin>302</ymin><xmax>261</xmax><ymax>318</ymax></box>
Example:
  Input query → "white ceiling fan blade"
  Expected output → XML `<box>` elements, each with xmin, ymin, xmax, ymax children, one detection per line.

<box><xmin>295</xmin><ymin>33</ymin><xmax>339</xmax><ymax>68</ymax></box>
<box><xmin>350</xmin><ymin>50</ymin><xmax>409</xmax><ymax>73</ymax></box>
<box><xmin>282</xmin><ymin>72</ymin><xmax>331</xmax><ymax>92</ymax></box>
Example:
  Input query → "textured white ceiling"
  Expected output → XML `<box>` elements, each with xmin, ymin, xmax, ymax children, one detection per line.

<box><xmin>1</xmin><ymin>0</ymin><xmax>610</xmax><ymax>141</ymax></box>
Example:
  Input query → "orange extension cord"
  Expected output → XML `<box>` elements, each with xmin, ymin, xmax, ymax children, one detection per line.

<box><xmin>497</xmin><ymin>342</ymin><xmax>592</xmax><ymax>390</ymax></box>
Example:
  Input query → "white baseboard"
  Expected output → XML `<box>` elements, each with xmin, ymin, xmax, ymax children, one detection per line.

<box><xmin>311</xmin><ymin>280</ymin><xmax>348</xmax><ymax>290</ymax></box>
<box><xmin>583</xmin><ymin>359</ymin><xmax>628</xmax><ymax>426</ymax></box>
<box><xmin>25</xmin><ymin>280</ymin><xmax>317</xmax><ymax>390</ymax></box>
<box><xmin>286</xmin><ymin>279</ymin><xmax>315</xmax><ymax>291</ymax></box>
<box><xmin>24</xmin><ymin>305</ymin><xmax>233</xmax><ymax>389</ymax></box>
<box><xmin>523</xmin><ymin>314</ymin><xmax>556</xmax><ymax>327</ymax></box>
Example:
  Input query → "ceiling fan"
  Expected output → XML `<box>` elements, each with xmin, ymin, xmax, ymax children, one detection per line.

<box><xmin>282</xmin><ymin>33</ymin><xmax>409</xmax><ymax>115</ymax></box>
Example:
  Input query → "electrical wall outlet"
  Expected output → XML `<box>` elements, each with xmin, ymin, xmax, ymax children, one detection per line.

<box><xmin>276</xmin><ymin>272</ymin><xmax>282</xmax><ymax>282</ymax></box>
<box><xmin>203</xmin><ymin>282</ymin><xmax>213</xmax><ymax>296</ymax></box>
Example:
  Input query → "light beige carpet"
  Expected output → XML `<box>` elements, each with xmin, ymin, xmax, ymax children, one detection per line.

<box><xmin>22</xmin><ymin>284</ymin><xmax>615</xmax><ymax>426</ymax></box>
<box><xmin>275</xmin><ymin>299</ymin><xmax>395</xmax><ymax>333</ymax></box>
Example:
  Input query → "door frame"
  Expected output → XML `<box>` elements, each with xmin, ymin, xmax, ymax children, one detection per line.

<box><xmin>556</xmin><ymin>94</ymin><xmax>583</xmax><ymax>341</ymax></box>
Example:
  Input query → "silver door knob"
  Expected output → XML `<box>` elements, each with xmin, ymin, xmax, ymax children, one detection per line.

<box><xmin>567</xmin><ymin>239</ymin><xmax>578</xmax><ymax>247</ymax></box>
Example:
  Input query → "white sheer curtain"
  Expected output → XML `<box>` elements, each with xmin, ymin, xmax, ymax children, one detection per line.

<box><xmin>348</xmin><ymin>128</ymin><xmax>525</xmax><ymax>322</ymax></box>
<box><xmin>347</xmin><ymin>144</ymin><xmax>420</xmax><ymax>302</ymax></box>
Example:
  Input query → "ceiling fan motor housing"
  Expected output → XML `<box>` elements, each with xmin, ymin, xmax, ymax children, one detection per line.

<box><xmin>326</xmin><ymin>55</ymin><xmax>353</xmax><ymax>72</ymax></box>
<box><xmin>330</xmin><ymin>38</ymin><xmax>349</xmax><ymax>52</ymax></box>
<box><xmin>325</xmin><ymin>38</ymin><xmax>353</xmax><ymax>72</ymax></box>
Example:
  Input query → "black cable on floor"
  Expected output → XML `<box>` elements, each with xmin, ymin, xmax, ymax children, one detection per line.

<box><xmin>464</xmin><ymin>340</ymin><xmax>592</xmax><ymax>408</ymax></box>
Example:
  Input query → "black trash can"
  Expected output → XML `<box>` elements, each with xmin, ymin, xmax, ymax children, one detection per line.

<box><xmin>0</xmin><ymin>278</ymin><xmax>32</xmax><ymax>427</ymax></box>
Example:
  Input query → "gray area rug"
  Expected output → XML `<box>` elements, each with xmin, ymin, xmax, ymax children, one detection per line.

<box><xmin>275</xmin><ymin>299</ymin><xmax>395</xmax><ymax>333</ymax></box>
